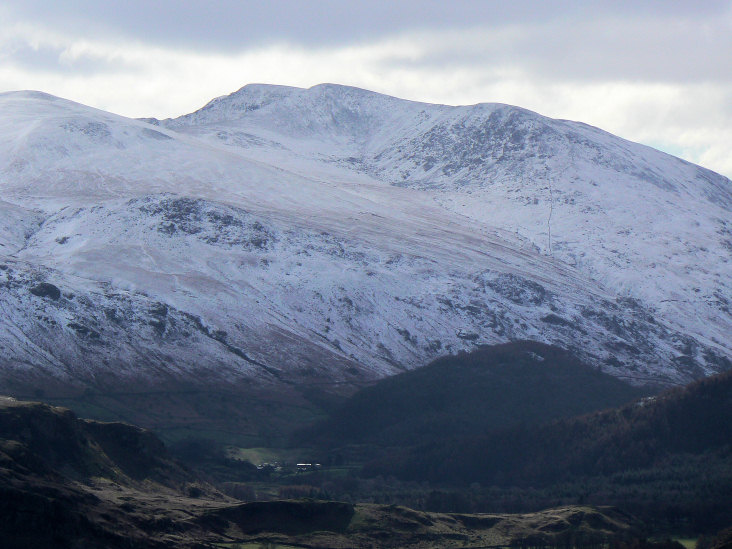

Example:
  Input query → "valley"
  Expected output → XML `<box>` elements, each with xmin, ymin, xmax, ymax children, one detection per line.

<box><xmin>1</xmin><ymin>349</ymin><xmax>730</xmax><ymax>547</ymax></box>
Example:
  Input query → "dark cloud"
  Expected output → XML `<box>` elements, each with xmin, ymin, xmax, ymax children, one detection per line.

<box><xmin>5</xmin><ymin>0</ymin><xmax>731</xmax><ymax>51</ymax></box>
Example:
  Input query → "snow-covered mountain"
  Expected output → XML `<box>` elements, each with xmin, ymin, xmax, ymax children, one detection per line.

<box><xmin>0</xmin><ymin>85</ymin><xmax>730</xmax><ymax>397</ymax></box>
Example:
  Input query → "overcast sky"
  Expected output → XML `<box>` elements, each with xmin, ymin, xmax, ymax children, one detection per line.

<box><xmin>1</xmin><ymin>0</ymin><xmax>731</xmax><ymax>177</ymax></box>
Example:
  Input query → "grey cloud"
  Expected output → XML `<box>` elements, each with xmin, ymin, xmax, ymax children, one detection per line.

<box><xmin>2</xmin><ymin>40</ymin><xmax>134</xmax><ymax>75</ymax></box>
<box><xmin>521</xmin><ymin>17</ymin><xmax>732</xmax><ymax>84</ymax></box>
<box><xmin>5</xmin><ymin>0</ymin><xmax>731</xmax><ymax>51</ymax></box>
<box><xmin>5</xmin><ymin>0</ymin><xmax>730</xmax><ymax>88</ymax></box>
<box><xmin>380</xmin><ymin>14</ymin><xmax>732</xmax><ymax>85</ymax></box>
<box><xmin>1</xmin><ymin>41</ymin><xmax>66</xmax><ymax>72</ymax></box>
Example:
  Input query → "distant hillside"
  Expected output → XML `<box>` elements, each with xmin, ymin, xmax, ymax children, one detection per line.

<box><xmin>302</xmin><ymin>341</ymin><xmax>650</xmax><ymax>448</ymax></box>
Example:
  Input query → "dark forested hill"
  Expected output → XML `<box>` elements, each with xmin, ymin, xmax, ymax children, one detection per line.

<box><xmin>362</xmin><ymin>367</ymin><xmax>732</xmax><ymax>532</ymax></box>
<box><xmin>365</xmin><ymin>367</ymin><xmax>732</xmax><ymax>484</ymax></box>
<box><xmin>302</xmin><ymin>341</ymin><xmax>650</xmax><ymax>448</ymax></box>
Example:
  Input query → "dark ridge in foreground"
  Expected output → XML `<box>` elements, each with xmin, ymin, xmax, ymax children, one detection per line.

<box><xmin>0</xmin><ymin>397</ymin><xmax>205</xmax><ymax>490</ymax></box>
<box><xmin>0</xmin><ymin>396</ymin><xmax>225</xmax><ymax>548</ymax></box>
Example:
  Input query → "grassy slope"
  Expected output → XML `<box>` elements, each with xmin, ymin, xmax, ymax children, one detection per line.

<box><xmin>0</xmin><ymin>396</ymin><xmax>230</xmax><ymax>548</ymax></box>
<box><xmin>200</xmin><ymin>500</ymin><xmax>639</xmax><ymax>548</ymax></box>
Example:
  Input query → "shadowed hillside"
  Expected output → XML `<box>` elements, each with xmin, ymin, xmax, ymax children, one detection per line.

<box><xmin>301</xmin><ymin>341</ymin><xmax>651</xmax><ymax>448</ymax></box>
<box><xmin>0</xmin><ymin>396</ymin><xmax>225</xmax><ymax>548</ymax></box>
<box><xmin>363</xmin><ymin>368</ymin><xmax>732</xmax><ymax>532</ymax></box>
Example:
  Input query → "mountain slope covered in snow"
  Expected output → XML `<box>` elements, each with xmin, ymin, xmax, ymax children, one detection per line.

<box><xmin>0</xmin><ymin>85</ymin><xmax>730</xmax><ymax>402</ymax></box>
<box><xmin>163</xmin><ymin>84</ymin><xmax>732</xmax><ymax>351</ymax></box>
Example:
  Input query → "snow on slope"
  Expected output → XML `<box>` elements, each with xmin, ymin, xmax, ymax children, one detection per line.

<box><xmin>0</xmin><ymin>87</ymin><xmax>729</xmax><ymax>394</ymax></box>
<box><xmin>163</xmin><ymin>83</ymin><xmax>732</xmax><ymax>359</ymax></box>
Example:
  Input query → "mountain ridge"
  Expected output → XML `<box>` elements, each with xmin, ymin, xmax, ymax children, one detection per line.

<box><xmin>160</xmin><ymin>83</ymin><xmax>731</xmax><ymax>353</ymax></box>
